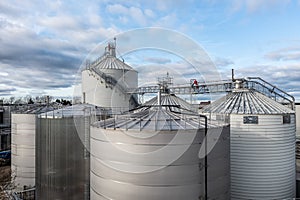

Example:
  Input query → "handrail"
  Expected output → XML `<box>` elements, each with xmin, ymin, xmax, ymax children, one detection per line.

<box><xmin>125</xmin><ymin>77</ymin><xmax>295</xmax><ymax>110</ymax></box>
<box><xmin>85</xmin><ymin>62</ymin><xmax>295</xmax><ymax>111</ymax></box>
<box><xmin>247</xmin><ymin>77</ymin><xmax>295</xmax><ymax>101</ymax></box>
<box><xmin>246</xmin><ymin>77</ymin><xmax>295</xmax><ymax>110</ymax></box>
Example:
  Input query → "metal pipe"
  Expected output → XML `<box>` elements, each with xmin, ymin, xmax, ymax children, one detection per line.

<box><xmin>203</xmin><ymin>115</ymin><xmax>208</xmax><ymax>200</ymax></box>
<box><xmin>157</xmin><ymin>90</ymin><xmax>161</xmax><ymax>106</ymax></box>
<box><xmin>83</xmin><ymin>92</ymin><xmax>86</xmax><ymax>104</ymax></box>
<box><xmin>195</xmin><ymin>113</ymin><xmax>208</xmax><ymax>200</ymax></box>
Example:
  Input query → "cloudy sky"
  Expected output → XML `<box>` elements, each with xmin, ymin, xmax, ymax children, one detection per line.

<box><xmin>1</xmin><ymin>0</ymin><xmax>300</xmax><ymax>102</ymax></box>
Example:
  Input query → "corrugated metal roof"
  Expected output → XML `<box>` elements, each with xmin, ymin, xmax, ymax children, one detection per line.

<box><xmin>202</xmin><ymin>89</ymin><xmax>294</xmax><ymax>114</ymax></box>
<box><xmin>93</xmin><ymin>94</ymin><xmax>226</xmax><ymax>131</ymax></box>
<box><xmin>94</xmin><ymin>108</ymin><xmax>207</xmax><ymax>131</ymax></box>
<box><xmin>38</xmin><ymin>104</ymin><xmax>101</xmax><ymax>118</ymax></box>
<box><xmin>143</xmin><ymin>94</ymin><xmax>194</xmax><ymax>112</ymax></box>
<box><xmin>12</xmin><ymin>105</ymin><xmax>55</xmax><ymax>114</ymax></box>
<box><xmin>91</xmin><ymin>55</ymin><xmax>135</xmax><ymax>71</ymax></box>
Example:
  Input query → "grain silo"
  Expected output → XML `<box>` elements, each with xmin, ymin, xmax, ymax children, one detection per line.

<box><xmin>11</xmin><ymin>106</ymin><xmax>54</xmax><ymax>191</ymax></box>
<box><xmin>35</xmin><ymin>104</ymin><xmax>100</xmax><ymax>200</ymax></box>
<box><xmin>82</xmin><ymin>41</ymin><xmax>138</xmax><ymax>110</ymax></box>
<box><xmin>296</xmin><ymin>103</ymin><xmax>300</xmax><ymax>137</ymax></box>
<box><xmin>90</xmin><ymin>93</ymin><xmax>230</xmax><ymax>200</ymax></box>
<box><xmin>202</xmin><ymin>88</ymin><xmax>296</xmax><ymax>199</ymax></box>
<box><xmin>296</xmin><ymin>139</ymin><xmax>300</xmax><ymax>198</ymax></box>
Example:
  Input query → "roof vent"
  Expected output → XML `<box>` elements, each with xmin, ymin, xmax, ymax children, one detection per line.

<box><xmin>104</xmin><ymin>37</ymin><xmax>116</xmax><ymax>57</ymax></box>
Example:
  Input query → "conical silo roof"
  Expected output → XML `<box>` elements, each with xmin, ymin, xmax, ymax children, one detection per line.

<box><xmin>38</xmin><ymin>104</ymin><xmax>100</xmax><ymax>118</ymax></box>
<box><xmin>143</xmin><ymin>93</ymin><xmax>193</xmax><ymax>111</ymax></box>
<box><xmin>92</xmin><ymin>55</ymin><xmax>135</xmax><ymax>70</ymax></box>
<box><xmin>94</xmin><ymin>94</ymin><xmax>225</xmax><ymax>131</ymax></box>
<box><xmin>202</xmin><ymin>89</ymin><xmax>294</xmax><ymax>114</ymax></box>
<box><xmin>12</xmin><ymin>105</ymin><xmax>56</xmax><ymax>114</ymax></box>
<box><xmin>89</xmin><ymin>43</ymin><xmax>135</xmax><ymax>71</ymax></box>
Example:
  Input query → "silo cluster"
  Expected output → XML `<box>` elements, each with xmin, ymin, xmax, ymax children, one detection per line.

<box><xmin>8</xmin><ymin>41</ymin><xmax>297</xmax><ymax>200</ymax></box>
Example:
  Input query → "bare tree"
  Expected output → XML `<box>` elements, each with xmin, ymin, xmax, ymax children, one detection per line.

<box><xmin>9</xmin><ymin>97</ymin><xmax>15</xmax><ymax>104</ymax></box>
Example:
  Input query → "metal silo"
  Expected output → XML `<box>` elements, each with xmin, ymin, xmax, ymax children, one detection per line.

<box><xmin>36</xmin><ymin>104</ymin><xmax>98</xmax><ymax>200</ymax></box>
<box><xmin>11</xmin><ymin>106</ymin><xmax>54</xmax><ymax>191</ymax></box>
<box><xmin>296</xmin><ymin>139</ymin><xmax>300</xmax><ymax>198</ymax></box>
<box><xmin>203</xmin><ymin>89</ymin><xmax>296</xmax><ymax>199</ymax></box>
<box><xmin>11</xmin><ymin>113</ymin><xmax>36</xmax><ymax>190</ymax></box>
<box><xmin>296</xmin><ymin>103</ymin><xmax>300</xmax><ymax>137</ymax></box>
<box><xmin>82</xmin><ymin>41</ymin><xmax>138</xmax><ymax>110</ymax></box>
<box><xmin>90</xmin><ymin>93</ymin><xmax>230</xmax><ymax>200</ymax></box>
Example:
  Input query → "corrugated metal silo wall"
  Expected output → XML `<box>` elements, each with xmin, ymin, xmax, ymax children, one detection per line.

<box><xmin>296</xmin><ymin>104</ymin><xmax>300</xmax><ymax>137</ymax></box>
<box><xmin>36</xmin><ymin>116</ymin><xmax>90</xmax><ymax>200</ymax></box>
<box><xmin>11</xmin><ymin>114</ymin><xmax>36</xmax><ymax>191</ymax></box>
<box><xmin>230</xmin><ymin>114</ymin><xmax>296</xmax><ymax>199</ymax></box>
<box><xmin>296</xmin><ymin>104</ymin><xmax>300</xmax><ymax>197</ymax></box>
<box><xmin>90</xmin><ymin>126</ymin><xmax>230</xmax><ymax>200</ymax></box>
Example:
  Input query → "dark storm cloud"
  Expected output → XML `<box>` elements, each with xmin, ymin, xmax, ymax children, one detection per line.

<box><xmin>0</xmin><ymin>88</ymin><xmax>16</xmax><ymax>93</ymax></box>
<box><xmin>0</xmin><ymin>86</ymin><xmax>16</xmax><ymax>96</ymax></box>
<box><xmin>0</xmin><ymin>14</ymin><xmax>85</xmax><ymax>93</ymax></box>
<box><xmin>0</xmin><ymin>0</ymin><xmax>121</xmax><ymax>97</ymax></box>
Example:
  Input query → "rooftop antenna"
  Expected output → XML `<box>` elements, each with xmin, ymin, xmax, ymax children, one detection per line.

<box><xmin>114</xmin><ymin>37</ymin><xmax>116</xmax><ymax>49</ymax></box>
<box><xmin>114</xmin><ymin>37</ymin><xmax>125</xmax><ymax>62</ymax></box>
<box><xmin>157</xmin><ymin>72</ymin><xmax>173</xmax><ymax>94</ymax></box>
<box><xmin>111</xmin><ymin>38</ymin><xmax>116</xmax><ymax>57</ymax></box>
